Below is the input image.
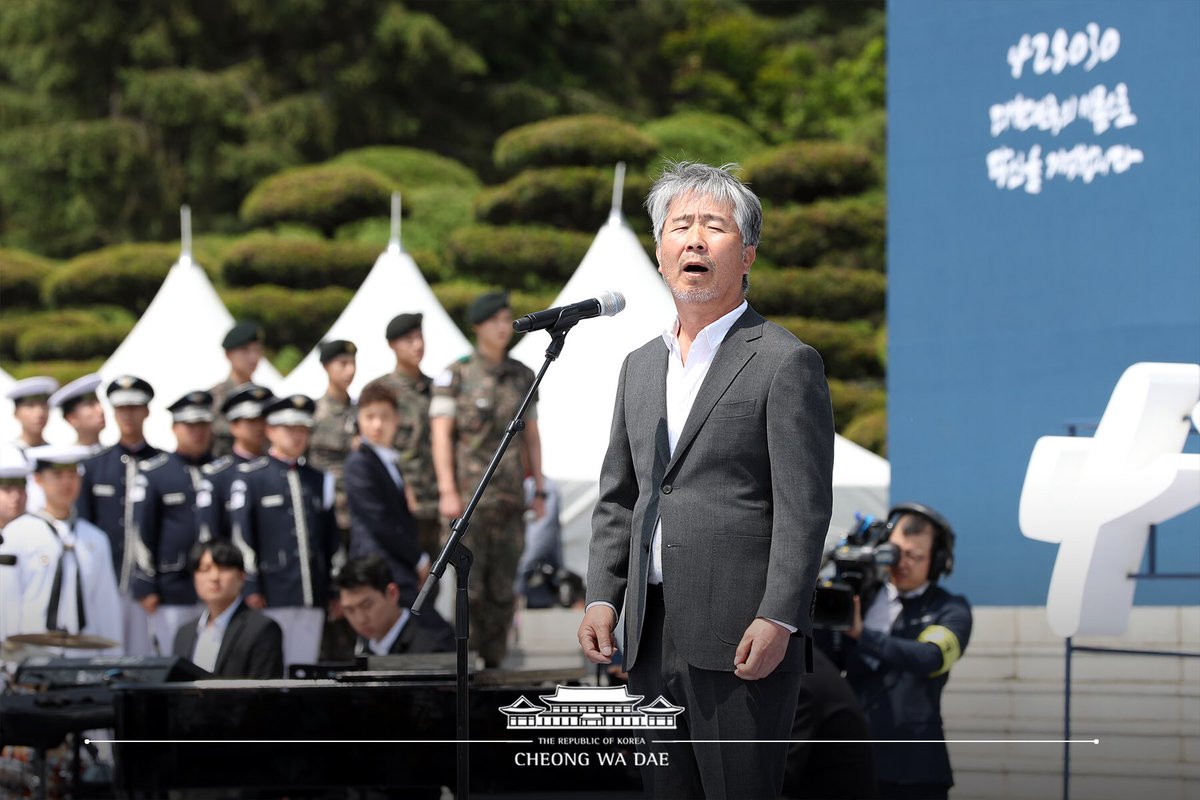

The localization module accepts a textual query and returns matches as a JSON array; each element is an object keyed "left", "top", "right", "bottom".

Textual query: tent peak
[
  {"left": 607, "top": 162, "right": 627, "bottom": 227},
  {"left": 179, "top": 204, "right": 193, "bottom": 266},
  {"left": 388, "top": 192, "right": 404, "bottom": 254}
]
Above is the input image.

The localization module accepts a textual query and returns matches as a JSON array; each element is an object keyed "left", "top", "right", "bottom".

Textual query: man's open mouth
[{"left": 682, "top": 262, "right": 709, "bottom": 274}]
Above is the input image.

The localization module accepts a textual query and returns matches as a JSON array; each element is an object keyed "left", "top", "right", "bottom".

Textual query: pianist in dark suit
[
  {"left": 174, "top": 540, "right": 283, "bottom": 678},
  {"left": 343, "top": 382, "right": 430, "bottom": 605},
  {"left": 336, "top": 555, "right": 453, "bottom": 656}
]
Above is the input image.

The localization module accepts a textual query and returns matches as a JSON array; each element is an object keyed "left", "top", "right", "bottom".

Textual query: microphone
[{"left": 512, "top": 291, "right": 626, "bottom": 333}]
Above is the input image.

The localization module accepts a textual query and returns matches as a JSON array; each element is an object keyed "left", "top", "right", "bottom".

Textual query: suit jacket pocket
[
  {"left": 711, "top": 533, "right": 771, "bottom": 644},
  {"left": 709, "top": 398, "right": 757, "bottom": 419}
]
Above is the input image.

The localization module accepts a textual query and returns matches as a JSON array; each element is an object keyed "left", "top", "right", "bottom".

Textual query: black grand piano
[{"left": 109, "top": 660, "right": 642, "bottom": 796}]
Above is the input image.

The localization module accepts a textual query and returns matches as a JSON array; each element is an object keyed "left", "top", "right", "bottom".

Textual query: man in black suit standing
[
  {"left": 174, "top": 540, "right": 283, "bottom": 679},
  {"left": 579, "top": 161, "right": 835, "bottom": 798},
  {"left": 335, "top": 555, "right": 453, "bottom": 656}
]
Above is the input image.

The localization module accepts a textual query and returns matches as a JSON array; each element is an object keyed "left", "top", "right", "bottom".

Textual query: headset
[{"left": 886, "top": 502, "right": 956, "bottom": 582}]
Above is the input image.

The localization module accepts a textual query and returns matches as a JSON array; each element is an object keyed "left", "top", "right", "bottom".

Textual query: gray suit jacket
[{"left": 587, "top": 305, "right": 834, "bottom": 672}]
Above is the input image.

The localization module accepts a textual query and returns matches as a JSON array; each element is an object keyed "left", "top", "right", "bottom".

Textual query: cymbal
[{"left": 5, "top": 631, "right": 119, "bottom": 650}]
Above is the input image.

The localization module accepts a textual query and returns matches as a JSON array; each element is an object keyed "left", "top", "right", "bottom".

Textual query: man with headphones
[{"left": 843, "top": 503, "right": 973, "bottom": 800}]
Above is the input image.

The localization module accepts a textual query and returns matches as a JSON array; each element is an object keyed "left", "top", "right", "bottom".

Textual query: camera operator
[{"left": 843, "top": 503, "right": 972, "bottom": 800}]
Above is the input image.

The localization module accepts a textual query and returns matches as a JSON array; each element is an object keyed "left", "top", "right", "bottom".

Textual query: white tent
[
  {"left": 278, "top": 196, "right": 472, "bottom": 398},
  {"left": 97, "top": 208, "right": 282, "bottom": 449},
  {"left": 511, "top": 194, "right": 891, "bottom": 576}
]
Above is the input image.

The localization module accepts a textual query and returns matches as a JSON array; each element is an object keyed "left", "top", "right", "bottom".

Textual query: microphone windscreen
[{"left": 598, "top": 290, "right": 626, "bottom": 317}]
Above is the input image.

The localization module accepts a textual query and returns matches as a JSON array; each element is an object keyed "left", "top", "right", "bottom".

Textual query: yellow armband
[{"left": 917, "top": 625, "right": 962, "bottom": 677}]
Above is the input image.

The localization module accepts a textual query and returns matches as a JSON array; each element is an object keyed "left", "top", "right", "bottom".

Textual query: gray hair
[{"left": 645, "top": 161, "right": 763, "bottom": 248}]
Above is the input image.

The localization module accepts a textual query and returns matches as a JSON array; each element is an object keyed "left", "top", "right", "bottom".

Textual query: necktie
[{"left": 43, "top": 520, "right": 87, "bottom": 633}]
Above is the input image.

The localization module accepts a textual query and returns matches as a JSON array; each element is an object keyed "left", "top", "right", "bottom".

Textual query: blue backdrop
[{"left": 887, "top": 0, "right": 1200, "bottom": 605}]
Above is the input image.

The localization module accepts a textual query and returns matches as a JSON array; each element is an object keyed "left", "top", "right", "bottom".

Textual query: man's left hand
[{"left": 733, "top": 617, "right": 791, "bottom": 680}]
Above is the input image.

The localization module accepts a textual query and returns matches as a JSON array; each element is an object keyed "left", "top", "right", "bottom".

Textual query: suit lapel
[
  {"left": 214, "top": 603, "right": 248, "bottom": 674},
  {"left": 644, "top": 342, "right": 671, "bottom": 472},
  {"left": 665, "top": 308, "right": 764, "bottom": 476}
]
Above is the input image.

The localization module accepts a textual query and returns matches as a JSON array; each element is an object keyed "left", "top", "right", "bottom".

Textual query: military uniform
[
  {"left": 308, "top": 391, "right": 357, "bottom": 531},
  {"left": 431, "top": 351, "right": 537, "bottom": 667},
  {"left": 366, "top": 370, "right": 442, "bottom": 554},
  {"left": 230, "top": 454, "right": 338, "bottom": 666},
  {"left": 77, "top": 441, "right": 161, "bottom": 654},
  {"left": 844, "top": 583, "right": 973, "bottom": 798},
  {"left": 207, "top": 376, "right": 239, "bottom": 459}
]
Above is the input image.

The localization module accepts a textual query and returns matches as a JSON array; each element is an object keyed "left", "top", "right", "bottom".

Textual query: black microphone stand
[{"left": 411, "top": 317, "right": 578, "bottom": 800}]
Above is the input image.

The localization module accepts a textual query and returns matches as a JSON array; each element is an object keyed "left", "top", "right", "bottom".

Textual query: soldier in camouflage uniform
[
  {"left": 210, "top": 321, "right": 266, "bottom": 458},
  {"left": 364, "top": 313, "right": 443, "bottom": 559},
  {"left": 307, "top": 340, "right": 359, "bottom": 660},
  {"left": 430, "top": 292, "right": 546, "bottom": 668}
]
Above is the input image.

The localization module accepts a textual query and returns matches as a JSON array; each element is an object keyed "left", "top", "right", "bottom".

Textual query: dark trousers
[{"left": 628, "top": 584, "right": 802, "bottom": 799}]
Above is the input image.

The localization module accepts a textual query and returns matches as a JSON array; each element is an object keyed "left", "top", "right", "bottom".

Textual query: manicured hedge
[
  {"left": 749, "top": 266, "right": 885, "bottom": 321},
  {"left": 221, "top": 235, "right": 379, "bottom": 290},
  {"left": 446, "top": 225, "right": 592, "bottom": 291},
  {"left": 642, "top": 112, "right": 766, "bottom": 170},
  {"left": 221, "top": 284, "right": 353, "bottom": 354},
  {"left": 493, "top": 115, "right": 658, "bottom": 175},
  {"left": 431, "top": 279, "right": 499, "bottom": 329},
  {"left": 759, "top": 195, "right": 885, "bottom": 270},
  {"left": 6, "top": 359, "right": 106, "bottom": 386},
  {"left": 334, "top": 147, "right": 481, "bottom": 190},
  {"left": 475, "top": 167, "right": 651, "bottom": 231},
  {"left": 240, "top": 164, "right": 395, "bottom": 234},
  {"left": 0, "top": 249, "right": 57, "bottom": 309},
  {"left": 769, "top": 316, "right": 882, "bottom": 379},
  {"left": 827, "top": 378, "right": 886, "bottom": 432},
  {"left": 742, "top": 141, "right": 878, "bottom": 204},
  {"left": 43, "top": 243, "right": 179, "bottom": 312},
  {"left": 16, "top": 320, "right": 132, "bottom": 362},
  {"left": 844, "top": 408, "right": 887, "bottom": 456}
]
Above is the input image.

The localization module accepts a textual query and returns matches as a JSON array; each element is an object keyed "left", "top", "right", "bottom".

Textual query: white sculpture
[{"left": 1019, "top": 362, "right": 1200, "bottom": 637}]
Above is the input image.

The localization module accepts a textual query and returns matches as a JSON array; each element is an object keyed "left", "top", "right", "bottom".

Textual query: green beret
[
  {"left": 319, "top": 339, "right": 357, "bottom": 363},
  {"left": 466, "top": 292, "right": 509, "bottom": 326},
  {"left": 223, "top": 320, "right": 264, "bottom": 350},
  {"left": 386, "top": 313, "right": 423, "bottom": 341}
]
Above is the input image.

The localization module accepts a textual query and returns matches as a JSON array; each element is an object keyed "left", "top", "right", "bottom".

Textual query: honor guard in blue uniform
[
  {"left": 202, "top": 383, "right": 275, "bottom": 539},
  {"left": 130, "top": 390, "right": 218, "bottom": 655},
  {"left": 76, "top": 375, "right": 161, "bottom": 655},
  {"left": 843, "top": 504, "right": 973, "bottom": 800},
  {"left": 231, "top": 394, "right": 338, "bottom": 667}
]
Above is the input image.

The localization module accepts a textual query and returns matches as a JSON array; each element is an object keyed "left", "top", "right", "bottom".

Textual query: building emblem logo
[{"left": 500, "top": 685, "right": 684, "bottom": 730}]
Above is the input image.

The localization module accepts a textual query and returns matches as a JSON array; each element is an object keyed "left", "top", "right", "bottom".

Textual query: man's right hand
[
  {"left": 138, "top": 594, "right": 159, "bottom": 614},
  {"left": 439, "top": 490, "right": 464, "bottom": 521},
  {"left": 246, "top": 593, "right": 267, "bottom": 610},
  {"left": 578, "top": 605, "right": 617, "bottom": 665}
]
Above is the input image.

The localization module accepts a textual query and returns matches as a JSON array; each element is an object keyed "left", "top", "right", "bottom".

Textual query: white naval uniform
[{"left": 0, "top": 511, "right": 123, "bottom": 655}]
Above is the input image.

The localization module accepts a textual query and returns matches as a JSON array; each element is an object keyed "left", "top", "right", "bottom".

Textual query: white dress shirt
[
  {"left": 191, "top": 597, "right": 243, "bottom": 673},
  {"left": 363, "top": 608, "right": 412, "bottom": 656}
]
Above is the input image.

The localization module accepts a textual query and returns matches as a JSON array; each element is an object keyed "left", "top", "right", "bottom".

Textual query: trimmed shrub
[
  {"left": 446, "top": 225, "right": 592, "bottom": 291},
  {"left": 759, "top": 195, "right": 885, "bottom": 270},
  {"left": 221, "top": 235, "right": 379, "bottom": 290},
  {"left": 827, "top": 378, "right": 886, "bottom": 431},
  {"left": 0, "top": 249, "right": 57, "bottom": 309},
  {"left": 16, "top": 319, "right": 132, "bottom": 361},
  {"left": 493, "top": 115, "right": 658, "bottom": 175},
  {"left": 475, "top": 167, "right": 651, "bottom": 231},
  {"left": 431, "top": 279, "right": 499, "bottom": 330},
  {"left": 334, "top": 147, "right": 481, "bottom": 190},
  {"left": 509, "top": 289, "right": 560, "bottom": 322},
  {"left": 844, "top": 408, "right": 887, "bottom": 456},
  {"left": 221, "top": 284, "right": 353, "bottom": 354},
  {"left": 742, "top": 141, "right": 878, "bottom": 204},
  {"left": 770, "top": 316, "right": 882, "bottom": 379},
  {"left": 6, "top": 359, "right": 106, "bottom": 386},
  {"left": 1, "top": 310, "right": 118, "bottom": 362},
  {"left": 240, "top": 164, "right": 395, "bottom": 235},
  {"left": 43, "top": 243, "right": 179, "bottom": 312},
  {"left": 642, "top": 112, "right": 766, "bottom": 171},
  {"left": 749, "top": 266, "right": 885, "bottom": 321}
]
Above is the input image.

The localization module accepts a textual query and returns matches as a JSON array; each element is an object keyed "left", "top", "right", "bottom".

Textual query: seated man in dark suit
[
  {"left": 343, "top": 383, "right": 429, "bottom": 604},
  {"left": 174, "top": 540, "right": 284, "bottom": 679},
  {"left": 336, "top": 555, "right": 453, "bottom": 656}
]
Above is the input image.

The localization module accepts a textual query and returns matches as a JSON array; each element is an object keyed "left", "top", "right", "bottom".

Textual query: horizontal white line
[
  {"left": 658, "top": 739, "right": 1101, "bottom": 744},
  {"left": 86, "top": 739, "right": 533, "bottom": 745},
  {"left": 87, "top": 738, "right": 1100, "bottom": 745}
]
